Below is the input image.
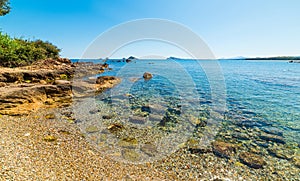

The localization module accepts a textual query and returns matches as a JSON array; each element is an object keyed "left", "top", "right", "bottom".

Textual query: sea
[{"left": 71, "top": 58, "right": 300, "bottom": 165}]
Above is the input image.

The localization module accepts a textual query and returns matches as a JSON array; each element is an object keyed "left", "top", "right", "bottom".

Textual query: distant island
[{"left": 244, "top": 56, "right": 300, "bottom": 60}]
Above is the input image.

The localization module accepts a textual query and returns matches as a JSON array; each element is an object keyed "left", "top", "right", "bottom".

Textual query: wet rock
[
  {"left": 141, "top": 143, "right": 158, "bottom": 157},
  {"left": 118, "top": 137, "right": 138, "bottom": 148},
  {"left": 43, "top": 135, "right": 57, "bottom": 142},
  {"left": 212, "top": 141, "right": 236, "bottom": 159},
  {"left": 96, "top": 76, "right": 117, "bottom": 84},
  {"left": 143, "top": 72, "right": 153, "bottom": 80},
  {"left": 259, "top": 133, "right": 285, "bottom": 144},
  {"left": 107, "top": 123, "right": 124, "bottom": 134},
  {"left": 129, "top": 116, "right": 147, "bottom": 124},
  {"left": 85, "top": 125, "right": 99, "bottom": 133},
  {"left": 239, "top": 152, "right": 266, "bottom": 169},
  {"left": 122, "top": 149, "right": 140, "bottom": 162}
]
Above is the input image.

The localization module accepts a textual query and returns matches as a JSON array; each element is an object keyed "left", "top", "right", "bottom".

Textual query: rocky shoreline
[{"left": 0, "top": 58, "right": 120, "bottom": 116}]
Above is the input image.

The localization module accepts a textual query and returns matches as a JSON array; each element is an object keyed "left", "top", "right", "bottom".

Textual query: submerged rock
[
  {"left": 212, "top": 141, "right": 236, "bottom": 159},
  {"left": 141, "top": 142, "right": 158, "bottom": 157},
  {"left": 107, "top": 123, "right": 124, "bottom": 134},
  {"left": 118, "top": 137, "right": 138, "bottom": 148},
  {"left": 259, "top": 133, "right": 285, "bottom": 144},
  {"left": 239, "top": 152, "right": 266, "bottom": 169},
  {"left": 129, "top": 116, "right": 147, "bottom": 124},
  {"left": 122, "top": 149, "right": 140, "bottom": 162}
]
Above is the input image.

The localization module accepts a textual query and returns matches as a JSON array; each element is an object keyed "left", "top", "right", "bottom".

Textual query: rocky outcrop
[
  {"left": 0, "top": 84, "right": 72, "bottom": 116},
  {"left": 0, "top": 59, "right": 120, "bottom": 116}
]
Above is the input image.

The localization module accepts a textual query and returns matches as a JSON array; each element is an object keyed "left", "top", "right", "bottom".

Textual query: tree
[{"left": 0, "top": 0, "right": 10, "bottom": 16}]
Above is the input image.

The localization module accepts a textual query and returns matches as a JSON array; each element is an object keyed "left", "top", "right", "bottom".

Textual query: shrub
[{"left": 0, "top": 32, "right": 61, "bottom": 67}]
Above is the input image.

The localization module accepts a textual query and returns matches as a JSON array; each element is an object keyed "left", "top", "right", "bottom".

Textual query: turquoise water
[{"left": 73, "top": 59, "right": 300, "bottom": 163}]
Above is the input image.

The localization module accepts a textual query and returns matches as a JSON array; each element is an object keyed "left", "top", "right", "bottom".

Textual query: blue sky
[{"left": 1, "top": 0, "right": 300, "bottom": 58}]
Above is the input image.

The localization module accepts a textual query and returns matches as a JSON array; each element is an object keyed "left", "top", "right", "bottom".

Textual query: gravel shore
[{"left": 1, "top": 107, "right": 299, "bottom": 180}]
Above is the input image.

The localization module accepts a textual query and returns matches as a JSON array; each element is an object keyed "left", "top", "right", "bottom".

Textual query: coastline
[{"left": 0, "top": 59, "right": 299, "bottom": 180}]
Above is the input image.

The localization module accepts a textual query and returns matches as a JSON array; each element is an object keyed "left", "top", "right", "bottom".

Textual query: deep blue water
[{"left": 73, "top": 59, "right": 300, "bottom": 143}]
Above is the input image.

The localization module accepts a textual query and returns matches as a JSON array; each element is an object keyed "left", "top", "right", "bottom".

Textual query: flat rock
[
  {"left": 129, "top": 116, "right": 147, "bottom": 124},
  {"left": 239, "top": 152, "right": 266, "bottom": 169}
]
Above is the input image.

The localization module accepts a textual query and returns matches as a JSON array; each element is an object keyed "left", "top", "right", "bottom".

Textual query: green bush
[{"left": 0, "top": 32, "right": 61, "bottom": 67}]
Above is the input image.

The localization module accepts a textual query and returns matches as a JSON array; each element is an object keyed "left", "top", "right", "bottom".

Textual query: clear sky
[{"left": 1, "top": 0, "right": 300, "bottom": 58}]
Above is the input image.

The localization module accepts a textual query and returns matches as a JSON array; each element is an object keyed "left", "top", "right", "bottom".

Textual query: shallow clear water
[
  {"left": 97, "top": 59, "right": 300, "bottom": 141},
  {"left": 73, "top": 59, "right": 300, "bottom": 164}
]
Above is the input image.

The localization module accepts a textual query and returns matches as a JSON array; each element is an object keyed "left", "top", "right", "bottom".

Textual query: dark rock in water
[
  {"left": 159, "top": 113, "right": 179, "bottom": 127},
  {"left": 141, "top": 105, "right": 151, "bottom": 113},
  {"left": 102, "top": 114, "right": 114, "bottom": 119},
  {"left": 212, "top": 141, "right": 236, "bottom": 159},
  {"left": 261, "top": 127, "right": 283, "bottom": 136},
  {"left": 167, "top": 107, "right": 181, "bottom": 115},
  {"left": 129, "top": 116, "right": 147, "bottom": 124},
  {"left": 89, "top": 109, "right": 100, "bottom": 114},
  {"left": 259, "top": 133, "right": 285, "bottom": 144},
  {"left": 143, "top": 72, "right": 153, "bottom": 80},
  {"left": 237, "top": 120, "right": 271, "bottom": 128},
  {"left": 141, "top": 143, "right": 158, "bottom": 157},
  {"left": 195, "top": 118, "right": 207, "bottom": 128},
  {"left": 239, "top": 152, "right": 266, "bottom": 169}
]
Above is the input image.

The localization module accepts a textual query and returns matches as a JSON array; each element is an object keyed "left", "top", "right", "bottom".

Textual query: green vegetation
[
  {"left": 0, "top": 32, "right": 61, "bottom": 67},
  {"left": 0, "top": 0, "right": 10, "bottom": 16}
]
